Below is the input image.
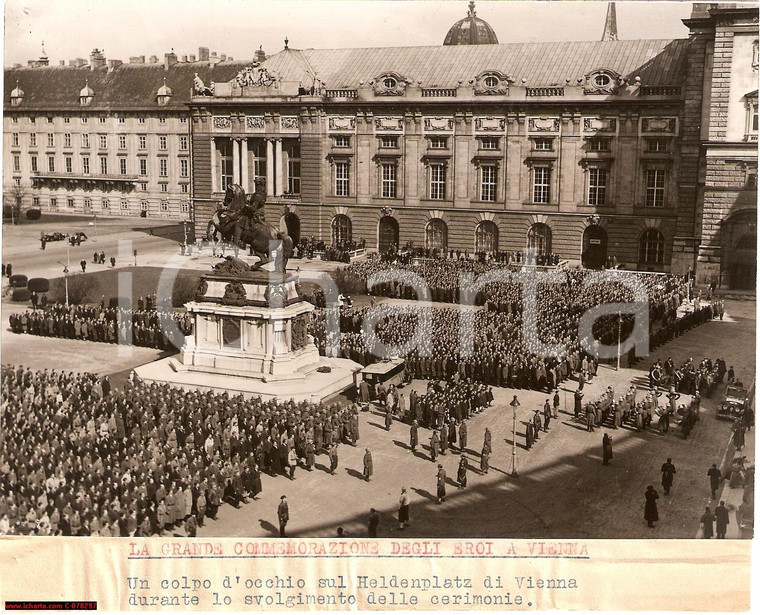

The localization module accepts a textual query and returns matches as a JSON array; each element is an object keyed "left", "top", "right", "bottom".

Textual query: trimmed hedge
[
  {"left": 9, "top": 274, "right": 28, "bottom": 288},
  {"left": 25, "top": 209, "right": 42, "bottom": 220},
  {"left": 11, "top": 288, "right": 31, "bottom": 302},
  {"left": 27, "top": 278, "right": 50, "bottom": 293}
]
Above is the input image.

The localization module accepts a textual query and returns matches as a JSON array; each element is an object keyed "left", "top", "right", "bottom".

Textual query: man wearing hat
[
  {"left": 277, "top": 495, "right": 289, "bottom": 537},
  {"left": 436, "top": 465, "right": 446, "bottom": 504},
  {"left": 397, "top": 488, "right": 410, "bottom": 530}
]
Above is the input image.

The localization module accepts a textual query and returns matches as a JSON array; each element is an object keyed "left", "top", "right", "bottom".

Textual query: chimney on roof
[
  {"left": 76, "top": 57, "right": 87, "bottom": 67},
  {"left": 220, "top": 53, "right": 227, "bottom": 61},
  {"left": 182, "top": 55, "right": 188, "bottom": 62},
  {"left": 198, "top": 47, "right": 209, "bottom": 62},
  {"left": 255, "top": 46, "right": 266, "bottom": 63},
  {"left": 13, "top": 63, "right": 22, "bottom": 69},
  {"left": 189, "top": 54, "right": 196, "bottom": 62},
  {"left": 27, "top": 60, "right": 35, "bottom": 67},
  {"left": 601, "top": 2, "right": 618, "bottom": 41},
  {"left": 108, "top": 59, "right": 122, "bottom": 72},
  {"left": 164, "top": 51, "right": 178, "bottom": 70},
  {"left": 150, "top": 55, "right": 159, "bottom": 64},
  {"left": 38, "top": 41, "right": 49, "bottom": 66},
  {"left": 209, "top": 51, "right": 222, "bottom": 65},
  {"left": 90, "top": 48, "right": 106, "bottom": 69},
  {"left": 59, "top": 60, "right": 65, "bottom": 67}
]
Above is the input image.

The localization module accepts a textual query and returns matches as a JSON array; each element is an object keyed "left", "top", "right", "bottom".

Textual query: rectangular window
[
  {"left": 532, "top": 166, "right": 551, "bottom": 204},
  {"left": 29, "top": 117, "right": 36, "bottom": 124},
  {"left": 12, "top": 133, "right": 19, "bottom": 146},
  {"left": 139, "top": 158, "right": 147, "bottom": 176},
  {"left": 588, "top": 139, "right": 610, "bottom": 152},
  {"left": 121, "top": 199, "right": 129, "bottom": 210},
  {"left": 83, "top": 197, "right": 91, "bottom": 210},
  {"left": 158, "top": 117, "right": 166, "bottom": 124},
  {"left": 64, "top": 133, "right": 72, "bottom": 148},
  {"left": 138, "top": 135, "right": 147, "bottom": 149},
  {"left": 179, "top": 136, "right": 188, "bottom": 150},
  {"left": 82, "top": 134, "right": 90, "bottom": 148},
  {"left": 429, "top": 163, "right": 446, "bottom": 199},
  {"left": 334, "top": 135, "right": 351, "bottom": 148},
  {"left": 80, "top": 117, "right": 87, "bottom": 124},
  {"left": 13, "top": 155, "right": 20, "bottom": 172},
  {"left": 47, "top": 133, "right": 54, "bottom": 147},
  {"left": 119, "top": 135, "right": 127, "bottom": 149},
  {"left": 99, "top": 117, "right": 106, "bottom": 124},
  {"left": 480, "top": 165, "right": 497, "bottom": 202},
  {"left": 50, "top": 198, "right": 57, "bottom": 209},
  {"left": 335, "top": 161, "right": 350, "bottom": 196},
  {"left": 119, "top": 158, "right": 127, "bottom": 175},
  {"left": 100, "top": 157, "right": 108, "bottom": 175},
  {"left": 159, "top": 135, "right": 167, "bottom": 150},
  {"left": 33, "top": 196, "right": 40, "bottom": 207},
  {"left": 181, "top": 201, "right": 190, "bottom": 212},
  {"left": 160, "top": 183, "right": 168, "bottom": 193},
  {"left": 180, "top": 159, "right": 189, "bottom": 178},
  {"left": 65, "top": 156, "right": 73, "bottom": 173},
  {"left": 29, "top": 133, "right": 37, "bottom": 147},
  {"left": 159, "top": 158, "right": 168, "bottom": 177},
  {"left": 381, "top": 162, "right": 397, "bottom": 198},
  {"left": 63, "top": 117, "right": 71, "bottom": 124},
  {"left": 140, "top": 183, "right": 148, "bottom": 192},
  {"left": 82, "top": 156, "right": 90, "bottom": 175},
  {"left": 118, "top": 117, "right": 126, "bottom": 124},
  {"left": 11, "top": 117, "right": 17, "bottom": 124},
  {"left": 160, "top": 202, "right": 169, "bottom": 212},
  {"left": 47, "top": 117, "right": 54, "bottom": 124},
  {"left": 180, "top": 117, "right": 188, "bottom": 124},
  {"left": 587, "top": 167, "right": 607, "bottom": 206},
  {"left": 138, "top": 118, "right": 145, "bottom": 124},
  {"left": 288, "top": 160, "right": 301, "bottom": 194},
  {"left": 140, "top": 200, "right": 148, "bottom": 211},
  {"left": 646, "top": 139, "right": 669, "bottom": 153},
  {"left": 429, "top": 137, "right": 448, "bottom": 149},
  {"left": 180, "top": 183, "right": 189, "bottom": 193},
  {"left": 101, "top": 198, "right": 109, "bottom": 209},
  {"left": 67, "top": 197, "right": 75, "bottom": 208},
  {"left": 220, "top": 142, "right": 233, "bottom": 191},
  {"left": 379, "top": 136, "right": 398, "bottom": 148},
  {"left": 480, "top": 137, "right": 499, "bottom": 150},
  {"left": 48, "top": 156, "right": 55, "bottom": 173},
  {"left": 99, "top": 135, "right": 107, "bottom": 149},
  {"left": 645, "top": 169, "right": 666, "bottom": 207},
  {"left": 533, "top": 138, "right": 553, "bottom": 151},
  {"left": 30, "top": 155, "right": 38, "bottom": 172}
]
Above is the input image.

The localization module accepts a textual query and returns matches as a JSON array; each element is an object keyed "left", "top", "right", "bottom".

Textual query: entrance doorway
[
  {"left": 378, "top": 216, "right": 399, "bottom": 254},
  {"left": 282, "top": 213, "right": 301, "bottom": 244},
  {"left": 729, "top": 234, "right": 756, "bottom": 290},
  {"left": 582, "top": 226, "right": 607, "bottom": 269}
]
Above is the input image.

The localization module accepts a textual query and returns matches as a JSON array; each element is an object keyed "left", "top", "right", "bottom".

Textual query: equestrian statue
[{"left": 207, "top": 179, "right": 293, "bottom": 273}]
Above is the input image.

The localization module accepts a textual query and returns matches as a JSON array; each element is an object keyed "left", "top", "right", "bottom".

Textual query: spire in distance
[{"left": 601, "top": 2, "right": 618, "bottom": 41}]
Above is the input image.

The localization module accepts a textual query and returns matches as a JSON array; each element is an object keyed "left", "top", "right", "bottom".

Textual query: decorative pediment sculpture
[
  {"left": 234, "top": 64, "right": 278, "bottom": 89},
  {"left": 193, "top": 73, "right": 214, "bottom": 96},
  {"left": 583, "top": 68, "right": 622, "bottom": 95},
  {"left": 472, "top": 71, "right": 513, "bottom": 96},
  {"left": 372, "top": 73, "right": 408, "bottom": 96}
]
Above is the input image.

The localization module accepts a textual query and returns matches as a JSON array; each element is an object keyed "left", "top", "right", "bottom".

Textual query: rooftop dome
[
  {"left": 10, "top": 83, "right": 24, "bottom": 98},
  {"left": 157, "top": 79, "right": 173, "bottom": 97},
  {"left": 443, "top": 1, "right": 499, "bottom": 46},
  {"left": 79, "top": 81, "right": 94, "bottom": 98}
]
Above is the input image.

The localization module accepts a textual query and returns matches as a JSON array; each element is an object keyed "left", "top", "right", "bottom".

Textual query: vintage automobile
[
  {"left": 717, "top": 384, "right": 749, "bottom": 421},
  {"left": 41, "top": 231, "right": 67, "bottom": 242}
]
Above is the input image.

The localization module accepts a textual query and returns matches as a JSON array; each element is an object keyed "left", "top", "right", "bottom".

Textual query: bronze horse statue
[{"left": 207, "top": 184, "right": 293, "bottom": 273}]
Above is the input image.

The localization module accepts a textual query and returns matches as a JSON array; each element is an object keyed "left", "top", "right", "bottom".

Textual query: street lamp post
[
  {"left": 616, "top": 312, "right": 623, "bottom": 371},
  {"left": 510, "top": 395, "right": 520, "bottom": 478}
]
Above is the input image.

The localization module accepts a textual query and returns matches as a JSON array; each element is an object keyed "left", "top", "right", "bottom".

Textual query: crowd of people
[
  {"left": 9, "top": 303, "right": 193, "bottom": 350},
  {"left": 0, "top": 366, "right": 363, "bottom": 536},
  {"left": 380, "top": 243, "right": 562, "bottom": 267},
  {"left": 294, "top": 237, "right": 367, "bottom": 262}
]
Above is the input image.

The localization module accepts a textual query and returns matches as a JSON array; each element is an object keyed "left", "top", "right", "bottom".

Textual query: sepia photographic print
[{"left": 0, "top": 0, "right": 756, "bottom": 611}]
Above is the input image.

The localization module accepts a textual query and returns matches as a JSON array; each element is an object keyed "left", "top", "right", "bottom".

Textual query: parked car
[
  {"left": 68, "top": 232, "right": 88, "bottom": 245},
  {"left": 41, "top": 231, "right": 67, "bottom": 242},
  {"left": 717, "top": 384, "right": 749, "bottom": 421}
]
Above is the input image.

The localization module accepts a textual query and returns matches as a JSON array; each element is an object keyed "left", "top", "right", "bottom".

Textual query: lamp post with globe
[{"left": 510, "top": 395, "right": 520, "bottom": 477}]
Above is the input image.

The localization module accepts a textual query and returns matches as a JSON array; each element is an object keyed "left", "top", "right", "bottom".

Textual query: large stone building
[
  {"left": 686, "top": 3, "right": 758, "bottom": 289},
  {"left": 3, "top": 47, "right": 259, "bottom": 220},
  {"left": 189, "top": 2, "right": 746, "bottom": 276}
]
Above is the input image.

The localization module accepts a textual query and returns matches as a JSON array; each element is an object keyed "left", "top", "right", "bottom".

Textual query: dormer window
[
  {"left": 10, "top": 82, "right": 24, "bottom": 106},
  {"left": 484, "top": 76, "right": 499, "bottom": 88},
  {"left": 593, "top": 74, "right": 611, "bottom": 88},
  {"left": 382, "top": 77, "right": 397, "bottom": 89},
  {"left": 157, "top": 78, "right": 173, "bottom": 106},
  {"left": 79, "top": 81, "right": 94, "bottom": 106}
]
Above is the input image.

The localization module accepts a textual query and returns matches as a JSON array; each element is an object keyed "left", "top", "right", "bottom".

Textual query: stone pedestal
[{"left": 135, "top": 267, "right": 361, "bottom": 402}]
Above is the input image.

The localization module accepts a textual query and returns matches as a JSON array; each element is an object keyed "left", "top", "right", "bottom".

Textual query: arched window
[
  {"left": 331, "top": 214, "right": 352, "bottom": 246},
  {"left": 639, "top": 229, "right": 665, "bottom": 265},
  {"left": 425, "top": 218, "right": 448, "bottom": 251},
  {"left": 475, "top": 221, "right": 499, "bottom": 253},
  {"left": 527, "top": 223, "right": 552, "bottom": 256}
]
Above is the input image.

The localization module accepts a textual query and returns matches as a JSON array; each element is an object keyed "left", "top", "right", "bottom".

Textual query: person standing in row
[
  {"left": 363, "top": 448, "right": 373, "bottom": 482},
  {"left": 329, "top": 443, "right": 338, "bottom": 475},
  {"left": 644, "top": 486, "right": 659, "bottom": 528},
  {"left": 715, "top": 501, "right": 729, "bottom": 539},
  {"left": 543, "top": 401, "right": 552, "bottom": 431},
  {"left": 397, "top": 487, "right": 410, "bottom": 530},
  {"left": 436, "top": 464, "right": 447, "bottom": 504},
  {"left": 409, "top": 420, "right": 418, "bottom": 452},
  {"left": 480, "top": 443, "right": 490, "bottom": 475},
  {"left": 430, "top": 430, "right": 439, "bottom": 462},
  {"left": 458, "top": 421, "right": 468, "bottom": 453},
  {"left": 707, "top": 463, "right": 722, "bottom": 500},
  {"left": 457, "top": 455, "right": 468, "bottom": 489},
  {"left": 553, "top": 389, "right": 560, "bottom": 419},
  {"left": 277, "top": 495, "right": 289, "bottom": 538},
  {"left": 661, "top": 458, "right": 677, "bottom": 495},
  {"left": 700, "top": 506, "right": 715, "bottom": 539}
]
